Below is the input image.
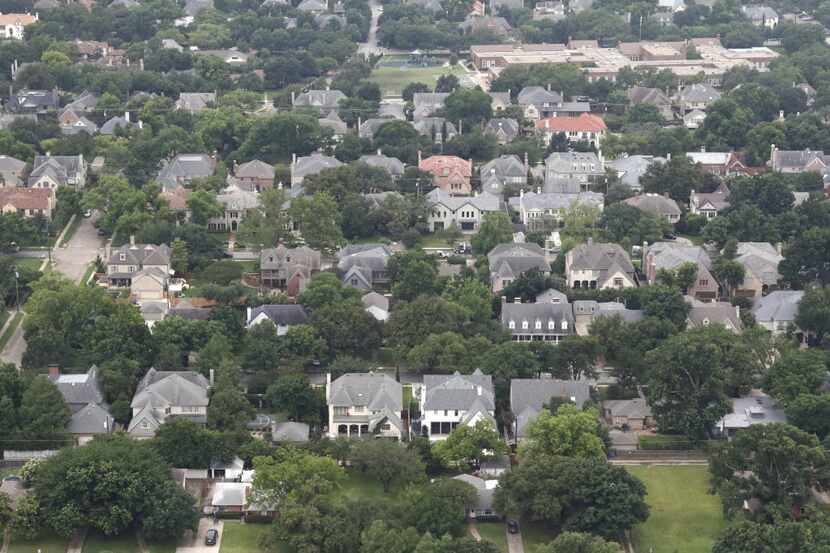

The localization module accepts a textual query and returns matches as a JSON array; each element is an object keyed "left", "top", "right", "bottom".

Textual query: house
[
  {"left": 607, "top": 155, "right": 666, "bottom": 191},
  {"left": 297, "top": 0, "right": 327, "bottom": 13},
  {"left": 488, "top": 242, "right": 549, "bottom": 293},
  {"left": 623, "top": 193, "right": 681, "bottom": 224},
  {"left": 208, "top": 185, "right": 260, "bottom": 232},
  {"left": 572, "top": 300, "right": 644, "bottom": 335},
  {"left": 105, "top": 239, "right": 171, "bottom": 288},
  {"left": 59, "top": 115, "right": 98, "bottom": 137},
  {"left": 362, "top": 291, "right": 390, "bottom": 322},
  {"left": 327, "top": 372, "right": 404, "bottom": 439},
  {"left": 488, "top": 92, "right": 512, "bottom": 112},
  {"left": 413, "top": 117, "right": 458, "bottom": 145},
  {"left": 510, "top": 378, "right": 591, "bottom": 441},
  {"left": 658, "top": 0, "right": 685, "bottom": 11},
  {"left": 378, "top": 101, "right": 406, "bottom": 120},
  {"left": 533, "top": 1, "right": 566, "bottom": 21},
  {"left": 245, "top": 304, "right": 310, "bottom": 334},
  {"left": 426, "top": 188, "right": 502, "bottom": 233},
  {"left": 412, "top": 92, "right": 450, "bottom": 120},
  {"left": 319, "top": 110, "right": 349, "bottom": 138},
  {"left": 159, "top": 187, "right": 191, "bottom": 214},
  {"left": 184, "top": 0, "right": 213, "bottom": 16},
  {"left": 194, "top": 48, "right": 252, "bottom": 65},
  {"left": 517, "top": 86, "right": 562, "bottom": 120},
  {"left": 358, "top": 117, "right": 397, "bottom": 140},
  {"left": 259, "top": 244, "right": 321, "bottom": 295},
  {"left": 0, "top": 155, "right": 26, "bottom": 186},
  {"left": 292, "top": 89, "right": 347, "bottom": 111},
  {"left": 290, "top": 152, "right": 343, "bottom": 188},
  {"left": 99, "top": 113, "right": 140, "bottom": 135},
  {"left": 271, "top": 421, "right": 310, "bottom": 443},
  {"left": 419, "top": 370, "right": 496, "bottom": 441},
  {"left": 769, "top": 146, "right": 830, "bottom": 174},
  {"left": 452, "top": 474, "right": 500, "bottom": 519},
  {"left": 161, "top": 38, "right": 184, "bottom": 52},
  {"left": 683, "top": 109, "right": 706, "bottom": 129},
  {"left": 690, "top": 183, "right": 730, "bottom": 218},
  {"left": 233, "top": 159, "right": 275, "bottom": 192},
  {"left": 0, "top": 187, "right": 54, "bottom": 219},
  {"left": 359, "top": 152, "right": 405, "bottom": 180},
  {"left": 628, "top": 86, "right": 673, "bottom": 121},
  {"left": 602, "top": 397, "right": 653, "bottom": 430},
  {"left": 337, "top": 244, "right": 392, "bottom": 290},
  {"left": 508, "top": 190, "right": 604, "bottom": 230},
  {"left": 175, "top": 92, "right": 216, "bottom": 113},
  {"left": 643, "top": 242, "right": 718, "bottom": 300},
  {"left": 128, "top": 369, "right": 210, "bottom": 438},
  {"left": 63, "top": 90, "right": 98, "bottom": 113},
  {"left": 565, "top": 238, "right": 637, "bottom": 289},
  {"left": 501, "top": 297, "right": 575, "bottom": 342},
  {"left": 419, "top": 154, "right": 473, "bottom": 196},
  {"left": 742, "top": 5, "right": 778, "bottom": 28},
  {"left": 733, "top": 242, "right": 782, "bottom": 298},
  {"left": 686, "top": 298, "right": 743, "bottom": 333},
  {"left": 48, "top": 366, "right": 114, "bottom": 445},
  {"left": 28, "top": 154, "right": 87, "bottom": 190},
  {"left": 543, "top": 152, "right": 604, "bottom": 189},
  {"left": 459, "top": 14, "right": 512, "bottom": 37},
  {"left": 484, "top": 118, "right": 520, "bottom": 144},
  {"left": 156, "top": 154, "right": 217, "bottom": 190},
  {"left": 686, "top": 151, "right": 748, "bottom": 177},
  {"left": 752, "top": 290, "right": 803, "bottom": 336},
  {"left": 675, "top": 83, "right": 721, "bottom": 111},
  {"left": 715, "top": 392, "right": 786, "bottom": 437},
  {"left": 7, "top": 89, "right": 59, "bottom": 113},
  {"left": 480, "top": 154, "right": 527, "bottom": 195},
  {"left": 535, "top": 113, "right": 607, "bottom": 149},
  {"left": 0, "top": 12, "right": 38, "bottom": 39}
]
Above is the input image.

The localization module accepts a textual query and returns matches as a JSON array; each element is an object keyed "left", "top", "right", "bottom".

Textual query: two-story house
[
  {"left": 28, "top": 154, "right": 87, "bottom": 190},
  {"left": 0, "top": 155, "right": 26, "bottom": 186},
  {"left": 690, "top": 183, "right": 731, "bottom": 218},
  {"left": 0, "top": 187, "right": 55, "bottom": 219},
  {"left": 643, "top": 242, "right": 718, "bottom": 300},
  {"left": 628, "top": 86, "right": 673, "bottom": 121},
  {"left": 674, "top": 83, "right": 721, "bottom": 112},
  {"left": 327, "top": 372, "right": 404, "bottom": 439},
  {"left": 0, "top": 12, "right": 38, "bottom": 40},
  {"left": 414, "top": 118, "right": 458, "bottom": 145},
  {"left": 208, "top": 185, "right": 261, "bottom": 232},
  {"left": 232, "top": 159, "right": 275, "bottom": 192},
  {"left": 128, "top": 369, "right": 210, "bottom": 438},
  {"left": 260, "top": 244, "right": 321, "bottom": 295},
  {"left": 106, "top": 239, "right": 171, "bottom": 289},
  {"left": 510, "top": 378, "right": 591, "bottom": 441},
  {"left": 419, "top": 154, "right": 473, "bottom": 196},
  {"left": 752, "top": 290, "right": 804, "bottom": 337},
  {"left": 484, "top": 118, "right": 520, "bottom": 144},
  {"left": 565, "top": 238, "right": 637, "bottom": 289},
  {"left": 686, "top": 151, "right": 748, "bottom": 177},
  {"left": 156, "top": 153, "right": 217, "bottom": 190},
  {"left": 290, "top": 152, "right": 343, "bottom": 188},
  {"left": 245, "top": 304, "right": 310, "bottom": 334},
  {"left": 501, "top": 296, "right": 575, "bottom": 342},
  {"left": 543, "top": 152, "right": 604, "bottom": 189},
  {"left": 412, "top": 92, "right": 449, "bottom": 121},
  {"left": 622, "top": 193, "right": 681, "bottom": 224},
  {"left": 337, "top": 244, "right": 392, "bottom": 290},
  {"left": 686, "top": 297, "right": 743, "bottom": 333},
  {"left": 508, "top": 190, "right": 605, "bottom": 231},
  {"left": 48, "top": 365, "right": 114, "bottom": 445},
  {"left": 7, "top": 88, "right": 59, "bottom": 113},
  {"left": 535, "top": 113, "right": 607, "bottom": 149},
  {"left": 425, "top": 188, "right": 503, "bottom": 232},
  {"left": 479, "top": 154, "right": 527, "bottom": 195},
  {"left": 733, "top": 242, "right": 782, "bottom": 298},
  {"left": 359, "top": 152, "right": 406, "bottom": 180},
  {"left": 517, "top": 86, "right": 562, "bottom": 120},
  {"left": 419, "top": 370, "right": 496, "bottom": 441},
  {"left": 291, "top": 89, "right": 347, "bottom": 112},
  {"left": 488, "top": 242, "right": 550, "bottom": 293}
]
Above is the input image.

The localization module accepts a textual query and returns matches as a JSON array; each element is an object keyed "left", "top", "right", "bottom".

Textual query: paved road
[
  {"left": 0, "top": 216, "right": 103, "bottom": 367},
  {"left": 358, "top": 0, "right": 382, "bottom": 55},
  {"left": 506, "top": 527, "right": 524, "bottom": 553},
  {"left": 176, "top": 518, "right": 223, "bottom": 553}
]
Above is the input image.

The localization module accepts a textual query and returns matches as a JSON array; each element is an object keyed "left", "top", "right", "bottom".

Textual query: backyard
[
  {"left": 369, "top": 56, "right": 468, "bottom": 96},
  {"left": 220, "top": 521, "right": 277, "bottom": 553},
  {"left": 6, "top": 531, "right": 68, "bottom": 553},
  {"left": 626, "top": 465, "right": 725, "bottom": 553}
]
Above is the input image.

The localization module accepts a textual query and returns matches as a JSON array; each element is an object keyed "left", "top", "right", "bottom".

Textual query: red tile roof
[
  {"left": 419, "top": 155, "right": 472, "bottom": 178},
  {"left": 0, "top": 187, "right": 52, "bottom": 211},
  {"left": 535, "top": 113, "right": 607, "bottom": 133}
]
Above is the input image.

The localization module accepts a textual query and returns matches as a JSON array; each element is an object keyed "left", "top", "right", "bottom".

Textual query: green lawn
[
  {"left": 0, "top": 466, "right": 18, "bottom": 479},
  {"left": 520, "top": 520, "right": 558, "bottom": 551},
  {"left": 145, "top": 540, "right": 178, "bottom": 553},
  {"left": 6, "top": 531, "right": 68, "bottom": 553},
  {"left": 626, "top": 465, "right": 725, "bottom": 553},
  {"left": 477, "top": 522, "right": 508, "bottom": 553},
  {"left": 0, "top": 311, "right": 23, "bottom": 351},
  {"left": 83, "top": 531, "right": 141, "bottom": 553},
  {"left": 220, "top": 521, "right": 276, "bottom": 553},
  {"left": 418, "top": 235, "right": 454, "bottom": 249},
  {"left": 369, "top": 59, "right": 467, "bottom": 96},
  {"left": 339, "top": 470, "right": 389, "bottom": 501},
  {"left": 14, "top": 257, "right": 45, "bottom": 272}
]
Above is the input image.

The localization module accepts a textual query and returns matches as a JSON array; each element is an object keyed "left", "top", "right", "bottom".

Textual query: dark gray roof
[
  {"left": 595, "top": 302, "right": 645, "bottom": 323},
  {"left": 329, "top": 372, "right": 401, "bottom": 410},
  {"left": 686, "top": 299, "right": 742, "bottom": 331},
  {"left": 132, "top": 370, "right": 210, "bottom": 409},
  {"left": 567, "top": 241, "right": 635, "bottom": 282},
  {"left": 68, "top": 403, "right": 114, "bottom": 435},
  {"left": 8, "top": 89, "right": 60, "bottom": 112},
  {"left": 677, "top": 83, "right": 720, "bottom": 104},
  {"left": 488, "top": 243, "right": 549, "bottom": 280},
  {"left": 247, "top": 304, "right": 310, "bottom": 326},
  {"left": 608, "top": 155, "right": 666, "bottom": 189},
  {"left": 484, "top": 118, "right": 520, "bottom": 142},
  {"left": 108, "top": 243, "right": 170, "bottom": 267},
  {"left": 510, "top": 378, "right": 591, "bottom": 437},
  {"left": 0, "top": 155, "right": 25, "bottom": 173},
  {"left": 628, "top": 86, "right": 670, "bottom": 106},
  {"left": 423, "top": 370, "right": 494, "bottom": 411},
  {"left": 175, "top": 92, "right": 216, "bottom": 112},
  {"left": 359, "top": 153, "right": 405, "bottom": 177},
  {"left": 501, "top": 301, "right": 575, "bottom": 334},
  {"left": 623, "top": 194, "right": 681, "bottom": 217},
  {"left": 49, "top": 366, "right": 105, "bottom": 411},
  {"left": 293, "top": 152, "right": 343, "bottom": 179},
  {"left": 603, "top": 398, "right": 651, "bottom": 419},
  {"left": 157, "top": 154, "right": 216, "bottom": 189},
  {"left": 480, "top": 154, "right": 525, "bottom": 179},
  {"left": 99, "top": 115, "right": 137, "bottom": 135},
  {"left": 235, "top": 159, "right": 275, "bottom": 179},
  {"left": 752, "top": 290, "right": 803, "bottom": 324},
  {"left": 544, "top": 151, "right": 602, "bottom": 174},
  {"left": 517, "top": 86, "right": 562, "bottom": 107}
]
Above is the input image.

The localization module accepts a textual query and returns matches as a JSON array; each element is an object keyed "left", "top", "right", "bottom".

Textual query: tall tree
[
  {"left": 521, "top": 404, "right": 605, "bottom": 460},
  {"left": 471, "top": 212, "right": 513, "bottom": 255},
  {"left": 236, "top": 188, "right": 292, "bottom": 249},
  {"left": 432, "top": 420, "right": 508, "bottom": 469},
  {"left": 289, "top": 192, "right": 344, "bottom": 252},
  {"left": 351, "top": 439, "right": 426, "bottom": 492},
  {"left": 762, "top": 349, "right": 827, "bottom": 406}
]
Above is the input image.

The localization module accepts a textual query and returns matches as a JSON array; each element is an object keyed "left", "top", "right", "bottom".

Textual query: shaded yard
[
  {"left": 6, "top": 531, "right": 68, "bottom": 553},
  {"left": 626, "top": 465, "right": 725, "bottom": 553},
  {"left": 520, "top": 520, "right": 558, "bottom": 551},
  {"left": 476, "top": 522, "right": 508, "bottom": 553},
  {"left": 220, "top": 521, "right": 279, "bottom": 553},
  {"left": 83, "top": 532, "right": 140, "bottom": 553}
]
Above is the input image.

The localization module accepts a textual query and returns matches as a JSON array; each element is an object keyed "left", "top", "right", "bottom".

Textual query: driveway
[
  {"left": 176, "top": 518, "right": 223, "bottom": 553},
  {"left": 506, "top": 528, "right": 524, "bottom": 553}
]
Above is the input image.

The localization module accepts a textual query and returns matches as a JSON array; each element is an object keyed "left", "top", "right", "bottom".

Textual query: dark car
[
  {"left": 662, "top": 233, "right": 677, "bottom": 241},
  {"left": 205, "top": 528, "right": 219, "bottom": 546},
  {"left": 507, "top": 519, "right": 520, "bottom": 534}
]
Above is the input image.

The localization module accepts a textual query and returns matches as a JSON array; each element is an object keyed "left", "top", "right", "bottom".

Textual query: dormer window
[
  {"left": 522, "top": 320, "right": 529, "bottom": 329},
  {"left": 561, "top": 320, "right": 568, "bottom": 330},
  {"left": 508, "top": 320, "right": 515, "bottom": 329},
  {"left": 548, "top": 320, "right": 555, "bottom": 330},
  {"left": 119, "top": 253, "right": 126, "bottom": 261},
  {"left": 535, "top": 320, "right": 542, "bottom": 330}
]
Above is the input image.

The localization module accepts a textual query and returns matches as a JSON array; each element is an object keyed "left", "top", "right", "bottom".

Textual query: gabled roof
[
  {"left": 131, "top": 372, "right": 209, "bottom": 410},
  {"left": 49, "top": 366, "right": 105, "bottom": 410},
  {"left": 501, "top": 301, "right": 575, "bottom": 333},
  {"left": 329, "top": 372, "right": 402, "bottom": 409},
  {"left": 68, "top": 403, "right": 114, "bottom": 435},
  {"left": 247, "top": 304, "right": 310, "bottom": 326},
  {"left": 175, "top": 92, "right": 216, "bottom": 112},
  {"left": 508, "top": 191, "right": 604, "bottom": 211},
  {"left": 319, "top": 110, "right": 348, "bottom": 134},
  {"left": 0, "top": 155, "right": 25, "bottom": 173},
  {"left": 426, "top": 187, "right": 501, "bottom": 212},
  {"left": 628, "top": 86, "right": 671, "bottom": 106},
  {"left": 691, "top": 182, "right": 730, "bottom": 211},
  {"left": 480, "top": 154, "right": 525, "bottom": 179},
  {"left": 419, "top": 156, "right": 472, "bottom": 178},
  {"left": 623, "top": 193, "right": 681, "bottom": 217},
  {"left": 108, "top": 243, "right": 171, "bottom": 267},
  {"left": 677, "top": 83, "right": 721, "bottom": 104},
  {"left": 488, "top": 243, "right": 549, "bottom": 279},
  {"left": 536, "top": 113, "right": 607, "bottom": 133},
  {"left": 568, "top": 241, "right": 636, "bottom": 283},
  {"left": 359, "top": 153, "right": 405, "bottom": 177},
  {"left": 293, "top": 89, "right": 347, "bottom": 107},
  {"left": 510, "top": 378, "right": 591, "bottom": 437},
  {"left": 235, "top": 159, "right": 275, "bottom": 179},
  {"left": 31, "top": 154, "right": 83, "bottom": 179},
  {"left": 423, "top": 370, "right": 495, "bottom": 411},
  {"left": 517, "top": 86, "right": 562, "bottom": 106},
  {"left": 544, "top": 151, "right": 602, "bottom": 174},
  {"left": 646, "top": 242, "right": 712, "bottom": 272},
  {"left": 752, "top": 290, "right": 803, "bottom": 323},
  {"left": 734, "top": 242, "right": 782, "bottom": 286},
  {"left": 127, "top": 403, "right": 161, "bottom": 437},
  {"left": 0, "top": 187, "right": 53, "bottom": 211},
  {"left": 607, "top": 155, "right": 666, "bottom": 188},
  {"left": 484, "top": 118, "right": 520, "bottom": 141},
  {"left": 99, "top": 115, "right": 137, "bottom": 135},
  {"left": 293, "top": 152, "right": 343, "bottom": 178},
  {"left": 686, "top": 298, "right": 742, "bottom": 331},
  {"left": 157, "top": 154, "right": 216, "bottom": 189},
  {"left": 413, "top": 117, "right": 458, "bottom": 137},
  {"left": 217, "top": 185, "right": 260, "bottom": 210}
]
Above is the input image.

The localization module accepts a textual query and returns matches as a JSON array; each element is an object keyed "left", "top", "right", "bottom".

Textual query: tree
[
  {"left": 435, "top": 74, "right": 459, "bottom": 93},
  {"left": 494, "top": 455, "right": 648, "bottom": 538},
  {"left": 311, "top": 301, "right": 383, "bottom": 356},
  {"left": 153, "top": 418, "right": 228, "bottom": 469},
  {"left": 640, "top": 284, "right": 690, "bottom": 328},
  {"left": 351, "top": 439, "right": 426, "bottom": 492},
  {"left": 521, "top": 404, "right": 605, "bottom": 460},
  {"left": 537, "top": 533, "right": 623, "bottom": 553},
  {"left": 794, "top": 287, "right": 830, "bottom": 341},
  {"left": 709, "top": 423, "right": 830, "bottom": 517},
  {"left": 207, "top": 382, "right": 255, "bottom": 433},
  {"left": 9, "top": 494, "right": 41, "bottom": 539},
  {"left": 407, "top": 332, "right": 485, "bottom": 374},
  {"left": 762, "top": 349, "right": 826, "bottom": 406},
  {"left": 780, "top": 228, "right": 830, "bottom": 287},
  {"left": 289, "top": 192, "right": 344, "bottom": 252},
  {"left": 407, "top": 479, "right": 476, "bottom": 537},
  {"left": 403, "top": 82, "right": 431, "bottom": 102},
  {"left": 386, "top": 296, "right": 469, "bottom": 348},
  {"left": 360, "top": 521, "right": 421, "bottom": 553},
  {"left": 186, "top": 190, "right": 223, "bottom": 225},
  {"left": 712, "top": 519, "right": 830, "bottom": 553},
  {"left": 388, "top": 250, "right": 440, "bottom": 301},
  {"left": 236, "top": 187, "right": 292, "bottom": 248},
  {"left": 712, "top": 258, "right": 745, "bottom": 298},
  {"left": 252, "top": 449, "right": 344, "bottom": 507},
  {"left": 552, "top": 336, "right": 601, "bottom": 380},
  {"left": 471, "top": 212, "right": 513, "bottom": 255},
  {"left": 170, "top": 238, "right": 189, "bottom": 274},
  {"left": 640, "top": 155, "right": 719, "bottom": 203},
  {"left": 298, "top": 271, "right": 362, "bottom": 310},
  {"left": 265, "top": 374, "right": 324, "bottom": 423},
  {"left": 443, "top": 278, "right": 493, "bottom": 324},
  {"left": 443, "top": 88, "right": 493, "bottom": 129},
  {"left": 786, "top": 394, "right": 830, "bottom": 440},
  {"left": 433, "top": 420, "right": 508, "bottom": 469},
  {"left": 19, "top": 377, "right": 70, "bottom": 444},
  {"left": 33, "top": 435, "right": 198, "bottom": 538}
]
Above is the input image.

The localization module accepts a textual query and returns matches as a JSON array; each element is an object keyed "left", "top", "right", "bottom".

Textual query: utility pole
[{"left": 13, "top": 266, "right": 19, "bottom": 312}]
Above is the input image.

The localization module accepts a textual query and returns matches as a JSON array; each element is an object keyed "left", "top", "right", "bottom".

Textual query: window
[
  {"left": 508, "top": 320, "right": 515, "bottom": 329},
  {"left": 699, "top": 279, "right": 708, "bottom": 286},
  {"left": 334, "top": 407, "right": 348, "bottom": 416},
  {"left": 561, "top": 320, "right": 568, "bottom": 330},
  {"left": 613, "top": 277, "right": 624, "bottom": 287},
  {"left": 522, "top": 320, "right": 529, "bottom": 329},
  {"left": 548, "top": 320, "right": 555, "bottom": 330},
  {"left": 535, "top": 320, "right": 541, "bottom": 329},
  {"left": 444, "top": 410, "right": 448, "bottom": 416},
  {"left": 119, "top": 253, "right": 126, "bottom": 261}
]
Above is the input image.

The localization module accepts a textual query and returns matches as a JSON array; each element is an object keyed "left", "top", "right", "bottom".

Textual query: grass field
[
  {"left": 14, "top": 257, "right": 46, "bottom": 272},
  {"left": 477, "top": 522, "right": 508, "bottom": 552},
  {"left": 0, "top": 311, "right": 23, "bottom": 351},
  {"left": 626, "top": 465, "right": 725, "bottom": 553},
  {"left": 220, "top": 521, "right": 276, "bottom": 553},
  {"left": 6, "top": 531, "right": 68, "bottom": 553},
  {"left": 370, "top": 58, "right": 468, "bottom": 96},
  {"left": 84, "top": 532, "right": 141, "bottom": 553},
  {"left": 520, "top": 520, "right": 558, "bottom": 551}
]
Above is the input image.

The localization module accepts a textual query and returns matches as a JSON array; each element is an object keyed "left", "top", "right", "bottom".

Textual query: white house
[
  {"left": 418, "top": 370, "right": 495, "bottom": 441},
  {"left": 565, "top": 238, "right": 637, "bottom": 289},
  {"left": 127, "top": 369, "right": 210, "bottom": 438},
  {"left": 0, "top": 12, "right": 38, "bottom": 40},
  {"left": 425, "top": 187, "right": 503, "bottom": 233}
]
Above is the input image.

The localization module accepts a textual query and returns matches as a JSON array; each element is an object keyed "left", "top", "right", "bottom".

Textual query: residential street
[
  {"left": 0, "top": 215, "right": 103, "bottom": 367},
  {"left": 358, "top": 0, "right": 382, "bottom": 55}
]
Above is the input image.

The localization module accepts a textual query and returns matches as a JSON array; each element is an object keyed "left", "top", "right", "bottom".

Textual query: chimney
[
  {"left": 124, "top": 111, "right": 130, "bottom": 123},
  {"left": 666, "top": 152, "right": 671, "bottom": 161},
  {"left": 477, "top": 385, "right": 482, "bottom": 396},
  {"left": 326, "top": 372, "right": 332, "bottom": 402},
  {"left": 501, "top": 296, "right": 506, "bottom": 304},
  {"left": 735, "top": 304, "right": 741, "bottom": 320},
  {"left": 778, "top": 110, "right": 784, "bottom": 121},
  {"left": 547, "top": 83, "right": 551, "bottom": 91},
  {"left": 700, "top": 146, "right": 706, "bottom": 153},
  {"left": 137, "top": 119, "right": 143, "bottom": 130},
  {"left": 663, "top": 192, "right": 669, "bottom": 198},
  {"left": 417, "top": 150, "right": 422, "bottom": 164},
  {"left": 377, "top": 148, "right": 381, "bottom": 156},
  {"left": 587, "top": 237, "right": 593, "bottom": 246},
  {"left": 129, "top": 234, "right": 135, "bottom": 246},
  {"left": 48, "top": 364, "right": 60, "bottom": 378},
  {"left": 291, "top": 91, "right": 295, "bottom": 105},
  {"left": 209, "top": 369, "right": 215, "bottom": 386},
  {"left": 536, "top": 186, "right": 541, "bottom": 194},
  {"left": 246, "top": 307, "right": 251, "bottom": 324},
  {"left": 519, "top": 188, "right": 524, "bottom": 198},
  {"left": 292, "top": 153, "right": 297, "bottom": 166},
  {"left": 357, "top": 116, "right": 362, "bottom": 130},
  {"left": 776, "top": 242, "right": 783, "bottom": 255}
]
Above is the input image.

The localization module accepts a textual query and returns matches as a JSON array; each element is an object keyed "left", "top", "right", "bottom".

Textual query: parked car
[
  {"left": 205, "top": 528, "right": 218, "bottom": 546},
  {"left": 507, "top": 519, "right": 520, "bottom": 534}
]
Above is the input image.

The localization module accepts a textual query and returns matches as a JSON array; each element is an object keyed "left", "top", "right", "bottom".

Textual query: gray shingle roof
[
  {"left": 293, "top": 89, "right": 347, "bottom": 108},
  {"left": 329, "top": 372, "right": 402, "bottom": 410},
  {"left": 359, "top": 153, "right": 405, "bottom": 178},
  {"left": 49, "top": 366, "right": 105, "bottom": 411},
  {"left": 293, "top": 152, "right": 343, "bottom": 179},
  {"left": 544, "top": 151, "right": 602, "bottom": 174},
  {"left": 501, "top": 301, "right": 575, "bottom": 334},
  {"left": 752, "top": 290, "right": 803, "bottom": 324},
  {"left": 247, "top": 304, "right": 310, "bottom": 326},
  {"left": 484, "top": 118, "right": 520, "bottom": 142},
  {"left": 735, "top": 242, "right": 782, "bottom": 287},
  {"left": 68, "top": 403, "right": 114, "bottom": 434},
  {"left": 133, "top": 369, "right": 210, "bottom": 406},
  {"left": 480, "top": 154, "right": 525, "bottom": 179},
  {"left": 686, "top": 299, "right": 742, "bottom": 331},
  {"left": 235, "top": 159, "right": 275, "bottom": 179},
  {"left": 0, "top": 155, "right": 25, "bottom": 174},
  {"left": 517, "top": 86, "right": 562, "bottom": 107},
  {"left": 567, "top": 241, "right": 635, "bottom": 284},
  {"left": 426, "top": 187, "right": 502, "bottom": 212},
  {"left": 603, "top": 398, "right": 651, "bottom": 418},
  {"left": 175, "top": 92, "right": 216, "bottom": 112},
  {"left": 452, "top": 474, "right": 496, "bottom": 512},
  {"left": 99, "top": 115, "right": 137, "bottom": 135},
  {"left": 647, "top": 242, "right": 712, "bottom": 272},
  {"left": 157, "top": 154, "right": 216, "bottom": 189},
  {"left": 108, "top": 243, "right": 171, "bottom": 267},
  {"left": 423, "top": 370, "right": 494, "bottom": 411},
  {"left": 677, "top": 83, "right": 721, "bottom": 104},
  {"left": 607, "top": 155, "right": 666, "bottom": 189},
  {"left": 623, "top": 194, "right": 681, "bottom": 217},
  {"left": 510, "top": 378, "right": 591, "bottom": 437}
]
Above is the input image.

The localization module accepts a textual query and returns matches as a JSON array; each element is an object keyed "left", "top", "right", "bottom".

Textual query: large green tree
[
  {"left": 351, "top": 439, "right": 426, "bottom": 492},
  {"left": 521, "top": 404, "right": 605, "bottom": 460},
  {"left": 432, "top": 420, "right": 508, "bottom": 469},
  {"left": 471, "top": 212, "right": 513, "bottom": 255}
]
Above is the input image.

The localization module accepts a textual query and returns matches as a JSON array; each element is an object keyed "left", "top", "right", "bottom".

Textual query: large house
[
  {"left": 232, "top": 159, "right": 275, "bottom": 192},
  {"left": 292, "top": 89, "right": 347, "bottom": 112},
  {"left": 686, "top": 151, "right": 748, "bottom": 177},
  {"left": 106, "top": 240, "right": 171, "bottom": 290},
  {"left": 414, "top": 118, "right": 458, "bottom": 145},
  {"left": 7, "top": 89, "right": 59, "bottom": 113},
  {"left": 769, "top": 146, "right": 830, "bottom": 174},
  {"left": 419, "top": 155, "right": 473, "bottom": 196},
  {"left": 425, "top": 188, "right": 502, "bottom": 233},
  {"left": 752, "top": 290, "right": 803, "bottom": 336},
  {"left": 259, "top": 245, "right": 321, "bottom": 295},
  {"left": 290, "top": 152, "right": 343, "bottom": 188},
  {"left": 543, "top": 151, "right": 604, "bottom": 188},
  {"left": 686, "top": 298, "right": 743, "bottom": 333},
  {"left": 733, "top": 242, "right": 782, "bottom": 298},
  {"left": 419, "top": 370, "right": 496, "bottom": 441},
  {"left": 479, "top": 155, "right": 527, "bottom": 195},
  {"left": 48, "top": 366, "right": 114, "bottom": 445},
  {"left": 245, "top": 304, "right": 310, "bottom": 334},
  {"left": 623, "top": 193, "right": 681, "bottom": 224},
  {"left": 208, "top": 185, "right": 260, "bottom": 232},
  {"left": 535, "top": 113, "right": 607, "bottom": 148},
  {"left": 359, "top": 152, "right": 405, "bottom": 180},
  {"left": 175, "top": 92, "right": 216, "bottom": 113},
  {"left": 0, "top": 187, "right": 55, "bottom": 219},
  {"left": 337, "top": 244, "right": 392, "bottom": 290},
  {"left": 643, "top": 242, "right": 718, "bottom": 300},
  {"left": 501, "top": 297, "right": 575, "bottom": 342},
  {"left": 565, "top": 239, "right": 637, "bottom": 289},
  {"left": 0, "top": 155, "right": 26, "bottom": 186},
  {"left": 628, "top": 86, "right": 673, "bottom": 121},
  {"left": 488, "top": 242, "right": 550, "bottom": 293},
  {"left": 675, "top": 83, "right": 721, "bottom": 111},
  {"left": 327, "top": 372, "right": 404, "bottom": 439},
  {"left": 28, "top": 154, "right": 87, "bottom": 190},
  {"left": 508, "top": 190, "right": 604, "bottom": 230},
  {"left": 484, "top": 118, "right": 520, "bottom": 144},
  {"left": 128, "top": 369, "right": 210, "bottom": 438},
  {"left": 156, "top": 154, "right": 217, "bottom": 190},
  {"left": 510, "top": 378, "right": 591, "bottom": 441},
  {"left": 690, "top": 183, "right": 731, "bottom": 218},
  {"left": 0, "top": 12, "right": 38, "bottom": 40},
  {"left": 412, "top": 92, "right": 449, "bottom": 120},
  {"left": 715, "top": 392, "right": 786, "bottom": 437},
  {"left": 607, "top": 155, "right": 666, "bottom": 192}
]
